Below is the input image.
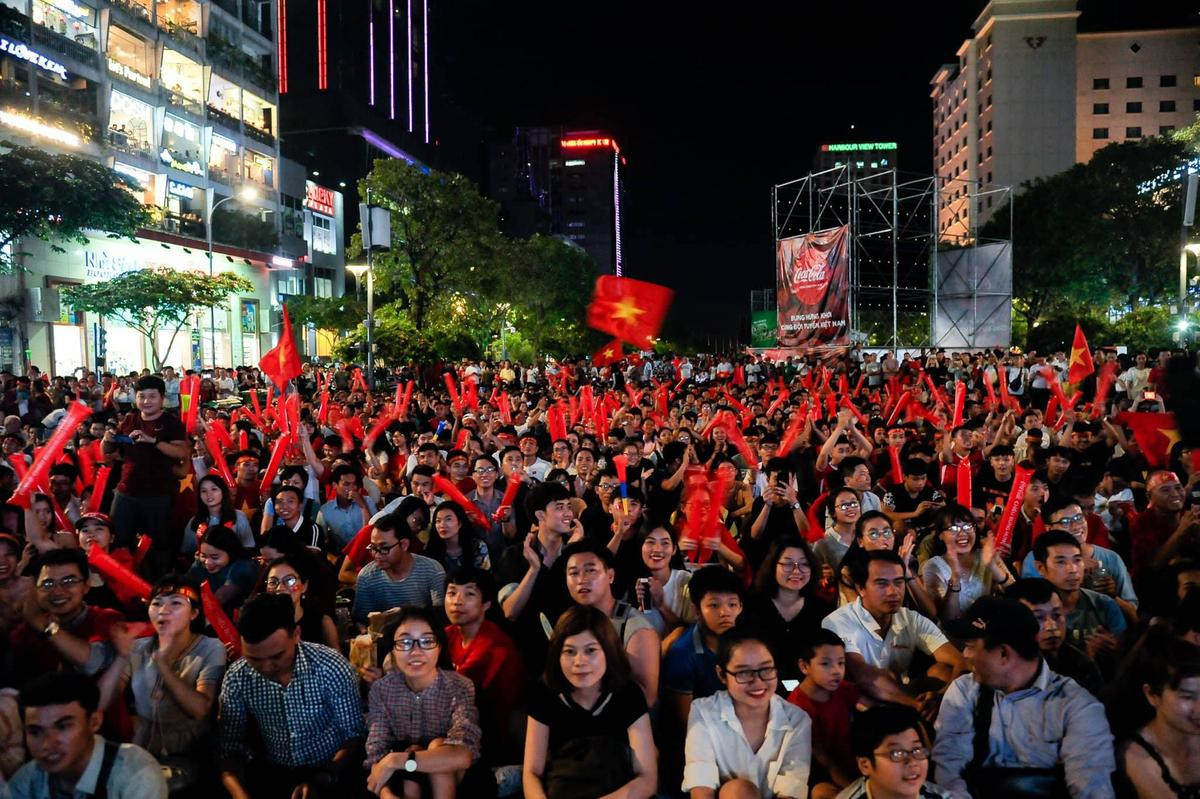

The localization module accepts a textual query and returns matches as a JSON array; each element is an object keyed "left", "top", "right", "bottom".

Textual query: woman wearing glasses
[
  {"left": 364, "top": 606, "right": 481, "bottom": 799},
  {"left": 750, "top": 535, "right": 831, "bottom": 681},
  {"left": 683, "top": 625, "right": 811, "bottom": 798},
  {"left": 814, "top": 487, "right": 863, "bottom": 588},
  {"left": 263, "top": 553, "right": 340, "bottom": 650},
  {"left": 523, "top": 605, "right": 656, "bottom": 799},
  {"left": 920, "top": 503, "right": 1012, "bottom": 624}
]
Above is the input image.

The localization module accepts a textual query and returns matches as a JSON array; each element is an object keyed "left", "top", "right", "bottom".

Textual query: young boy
[{"left": 788, "top": 629, "right": 862, "bottom": 799}]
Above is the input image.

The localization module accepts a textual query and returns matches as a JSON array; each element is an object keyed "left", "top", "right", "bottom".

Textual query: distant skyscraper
[
  {"left": 931, "top": 0, "right": 1200, "bottom": 240},
  {"left": 486, "top": 127, "right": 626, "bottom": 275}
]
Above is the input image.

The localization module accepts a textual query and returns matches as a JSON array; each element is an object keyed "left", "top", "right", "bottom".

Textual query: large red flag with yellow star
[
  {"left": 586, "top": 276, "right": 673, "bottom": 349},
  {"left": 593, "top": 338, "right": 624, "bottom": 367},
  {"left": 1068, "top": 323, "right": 1095, "bottom": 385},
  {"left": 259, "top": 304, "right": 303, "bottom": 390}
]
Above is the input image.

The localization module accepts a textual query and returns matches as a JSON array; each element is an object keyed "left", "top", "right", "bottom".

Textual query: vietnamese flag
[
  {"left": 1114, "top": 411, "right": 1179, "bottom": 469},
  {"left": 259, "top": 305, "right": 303, "bottom": 390},
  {"left": 586, "top": 275, "right": 673, "bottom": 349},
  {"left": 1067, "top": 323, "right": 1095, "bottom": 385},
  {"left": 593, "top": 338, "right": 624, "bottom": 367}
]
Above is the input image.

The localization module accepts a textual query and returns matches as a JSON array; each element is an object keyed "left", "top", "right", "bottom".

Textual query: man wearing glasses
[
  {"left": 467, "top": 454, "right": 508, "bottom": 555},
  {"left": 350, "top": 513, "right": 446, "bottom": 627},
  {"left": 932, "top": 596, "right": 1115, "bottom": 799},
  {"left": 840, "top": 704, "right": 952, "bottom": 798}
]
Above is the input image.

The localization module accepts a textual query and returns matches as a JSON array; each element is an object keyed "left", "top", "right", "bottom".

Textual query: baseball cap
[
  {"left": 944, "top": 596, "right": 1039, "bottom": 650},
  {"left": 74, "top": 511, "right": 112, "bottom": 530}
]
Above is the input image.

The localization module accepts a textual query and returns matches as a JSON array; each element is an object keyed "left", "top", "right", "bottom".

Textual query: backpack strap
[
  {"left": 91, "top": 741, "right": 121, "bottom": 799},
  {"left": 969, "top": 685, "right": 995, "bottom": 773}
]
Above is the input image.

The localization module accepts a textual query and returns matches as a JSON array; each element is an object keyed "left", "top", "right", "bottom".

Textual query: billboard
[
  {"left": 776, "top": 225, "right": 850, "bottom": 348},
  {"left": 750, "top": 310, "right": 777, "bottom": 348},
  {"left": 932, "top": 242, "right": 1013, "bottom": 348}
]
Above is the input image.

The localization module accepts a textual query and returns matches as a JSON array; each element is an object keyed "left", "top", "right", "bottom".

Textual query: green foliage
[
  {"left": 211, "top": 206, "right": 280, "bottom": 252},
  {"left": 981, "top": 136, "right": 1189, "bottom": 346},
  {"left": 343, "top": 161, "right": 597, "bottom": 364},
  {"left": 61, "top": 268, "right": 252, "bottom": 370},
  {"left": 0, "top": 143, "right": 149, "bottom": 271},
  {"left": 284, "top": 295, "right": 365, "bottom": 333}
]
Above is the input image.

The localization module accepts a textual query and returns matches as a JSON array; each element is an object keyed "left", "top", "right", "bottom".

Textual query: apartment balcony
[
  {"left": 38, "top": 96, "right": 100, "bottom": 142},
  {"left": 162, "top": 87, "right": 204, "bottom": 118},
  {"left": 210, "top": 0, "right": 238, "bottom": 16},
  {"left": 107, "top": 0, "right": 154, "bottom": 31},
  {"left": 205, "top": 103, "right": 240, "bottom": 133},
  {"left": 0, "top": 4, "right": 26, "bottom": 39},
  {"left": 243, "top": 123, "right": 274, "bottom": 147},
  {"left": 160, "top": 19, "right": 202, "bottom": 55},
  {"left": 106, "top": 127, "right": 154, "bottom": 159},
  {"left": 31, "top": 25, "right": 99, "bottom": 70}
]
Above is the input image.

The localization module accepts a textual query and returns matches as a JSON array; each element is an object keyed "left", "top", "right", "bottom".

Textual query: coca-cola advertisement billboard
[{"left": 776, "top": 224, "right": 850, "bottom": 348}]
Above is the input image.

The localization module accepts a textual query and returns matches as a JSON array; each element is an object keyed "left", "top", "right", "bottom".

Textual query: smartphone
[
  {"left": 636, "top": 578, "right": 650, "bottom": 612},
  {"left": 112, "top": 435, "right": 134, "bottom": 445}
]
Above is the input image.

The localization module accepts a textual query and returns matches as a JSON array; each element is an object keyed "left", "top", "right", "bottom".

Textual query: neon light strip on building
[
  {"left": 276, "top": 0, "right": 287, "bottom": 93},
  {"left": 367, "top": 0, "right": 375, "bottom": 105},
  {"left": 561, "top": 136, "right": 620, "bottom": 153},
  {"left": 406, "top": 0, "right": 413, "bottom": 132},
  {"left": 388, "top": 0, "right": 395, "bottom": 119},
  {"left": 316, "top": 0, "right": 327, "bottom": 90},
  {"left": 613, "top": 152, "right": 622, "bottom": 276},
  {"left": 422, "top": 0, "right": 429, "bottom": 143}
]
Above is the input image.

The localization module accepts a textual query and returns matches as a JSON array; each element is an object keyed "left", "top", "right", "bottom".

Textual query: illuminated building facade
[{"left": 0, "top": 0, "right": 343, "bottom": 373}]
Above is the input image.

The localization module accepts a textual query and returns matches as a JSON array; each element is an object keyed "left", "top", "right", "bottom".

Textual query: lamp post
[
  {"left": 206, "top": 186, "right": 259, "bottom": 369},
  {"left": 1181, "top": 242, "right": 1200, "bottom": 345},
  {"left": 346, "top": 262, "right": 368, "bottom": 303}
]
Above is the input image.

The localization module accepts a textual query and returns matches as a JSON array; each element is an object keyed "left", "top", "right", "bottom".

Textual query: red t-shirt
[
  {"left": 117, "top": 412, "right": 187, "bottom": 496},
  {"left": 446, "top": 620, "right": 524, "bottom": 759},
  {"left": 788, "top": 681, "right": 860, "bottom": 779},
  {"left": 1129, "top": 507, "right": 1174, "bottom": 585}
]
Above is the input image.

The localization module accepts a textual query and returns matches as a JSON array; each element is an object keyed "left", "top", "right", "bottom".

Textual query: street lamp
[
  {"left": 345, "top": 263, "right": 368, "bottom": 302},
  {"left": 206, "top": 185, "right": 259, "bottom": 369}
]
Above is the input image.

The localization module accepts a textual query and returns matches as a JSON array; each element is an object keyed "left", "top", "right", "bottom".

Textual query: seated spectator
[
  {"left": 814, "top": 487, "right": 863, "bottom": 580},
  {"left": 97, "top": 575, "right": 225, "bottom": 791},
  {"left": 182, "top": 474, "right": 255, "bottom": 558},
  {"left": 1032, "top": 530, "right": 1126, "bottom": 667},
  {"left": 218, "top": 594, "right": 364, "bottom": 799},
  {"left": 184, "top": 525, "right": 256, "bottom": 616},
  {"left": 562, "top": 539, "right": 660, "bottom": 705},
  {"left": 264, "top": 554, "right": 340, "bottom": 650},
  {"left": 932, "top": 595, "right": 1116, "bottom": 799},
  {"left": 749, "top": 534, "right": 832, "bottom": 682},
  {"left": 364, "top": 606, "right": 481, "bottom": 798},
  {"left": 10, "top": 671, "right": 167, "bottom": 799},
  {"left": 443, "top": 567, "right": 524, "bottom": 765},
  {"left": 836, "top": 513, "right": 937, "bottom": 618},
  {"left": 73, "top": 512, "right": 142, "bottom": 614},
  {"left": 788, "top": 629, "right": 860, "bottom": 798},
  {"left": 522, "top": 605, "right": 656, "bottom": 799},
  {"left": 920, "top": 503, "right": 1013, "bottom": 624},
  {"left": 317, "top": 465, "right": 376, "bottom": 549},
  {"left": 424, "top": 500, "right": 491, "bottom": 572},
  {"left": 839, "top": 704, "right": 952, "bottom": 799},
  {"left": 628, "top": 523, "right": 695, "bottom": 638},
  {"left": 351, "top": 512, "right": 446, "bottom": 627},
  {"left": 682, "top": 625, "right": 811, "bottom": 798},
  {"left": 822, "top": 551, "right": 964, "bottom": 717},
  {"left": 663, "top": 566, "right": 746, "bottom": 730},
  {"left": 271, "top": 485, "right": 329, "bottom": 554},
  {"left": 1117, "top": 630, "right": 1200, "bottom": 798},
  {"left": 0, "top": 532, "right": 30, "bottom": 635},
  {"left": 258, "top": 465, "right": 321, "bottom": 536},
  {"left": 340, "top": 496, "right": 431, "bottom": 587},
  {"left": 1005, "top": 577, "right": 1103, "bottom": 697}
]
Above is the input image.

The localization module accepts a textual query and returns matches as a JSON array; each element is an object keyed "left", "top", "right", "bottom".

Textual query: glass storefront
[
  {"left": 32, "top": 0, "right": 97, "bottom": 49},
  {"left": 208, "top": 131, "right": 238, "bottom": 185},
  {"left": 105, "top": 324, "right": 144, "bottom": 375},
  {"left": 106, "top": 24, "right": 152, "bottom": 88},
  {"left": 241, "top": 90, "right": 273, "bottom": 135},
  {"left": 107, "top": 89, "right": 153, "bottom": 156},
  {"left": 112, "top": 161, "right": 156, "bottom": 205},
  {"left": 159, "top": 47, "right": 202, "bottom": 112},
  {"left": 206, "top": 72, "right": 239, "bottom": 130},
  {"left": 160, "top": 113, "right": 202, "bottom": 175},
  {"left": 155, "top": 0, "right": 199, "bottom": 36},
  {"left": 243, "top": 148, "right": 273, "bottom": 188},
  {"left": 51, "top": 322, "right": 83, "bottom": 376}
]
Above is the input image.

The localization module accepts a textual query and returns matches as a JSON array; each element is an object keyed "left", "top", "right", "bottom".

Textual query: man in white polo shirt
[{"left": 822, "top": 550, "right": 964, "bottom": 718}]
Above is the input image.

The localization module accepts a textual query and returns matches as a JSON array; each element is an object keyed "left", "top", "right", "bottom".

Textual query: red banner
[{"left": 776, "top": 224, "right": 850, "bottom": 348}]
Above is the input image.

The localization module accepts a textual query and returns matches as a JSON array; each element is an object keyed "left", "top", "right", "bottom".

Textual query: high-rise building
[
  {"left": 0, "top": 0, "right": 343, "bottom": 373},
  {"left": 485, "top": 126, "right": 625, "bottom": 275},
  {"left": 930, "top": 0, "right": 1199, "bottom": 240}
]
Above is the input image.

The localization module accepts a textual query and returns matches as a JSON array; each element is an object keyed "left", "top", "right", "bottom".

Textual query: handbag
[{"left": 963, "top": 685, "right": 1070, "bottom": 799}]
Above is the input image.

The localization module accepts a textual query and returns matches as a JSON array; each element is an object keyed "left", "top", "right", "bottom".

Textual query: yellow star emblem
[
  {"left": 178, "top": 473, "right": 194, "bottom": 494},
  {"left": 1069, "top": 349, "right": 1086, "bottom": 366},
  {"left": 610, "top": 297, "right": 645, "bottom": 324},
  {"left": 239, "top": 498, "right": 257, "bottom": 516},
  {"left": 603, "top": 348, "right": 615, "bottom": 359}
]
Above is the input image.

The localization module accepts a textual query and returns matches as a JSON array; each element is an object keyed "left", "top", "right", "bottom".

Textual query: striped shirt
[
  {"left": 351, "top": 555, "right": 446, "bottom": 623},
  {"left": 218, "top": 641, "right": 364, "bottom": 768}
]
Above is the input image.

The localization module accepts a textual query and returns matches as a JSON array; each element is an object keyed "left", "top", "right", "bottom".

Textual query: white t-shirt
[{"left": 821, "top": 598, "right": 948, "bottom": 676}]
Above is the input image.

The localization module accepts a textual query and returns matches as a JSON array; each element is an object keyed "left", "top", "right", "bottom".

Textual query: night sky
[{"left": 443, "top": 2, "right": 983, "bottom": 346}]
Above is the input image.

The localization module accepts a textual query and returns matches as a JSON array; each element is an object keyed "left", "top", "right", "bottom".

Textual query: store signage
[
  {"left": 0, "top": 109, "right": 78, "bottom": 147},
  {"left": 564, "top": 159, "right": 585, "bottom": 167},
  {"left": 561, "top": 136, "right": 619, "bottom": 153},
  {"left": 160, "top": 148, "right": 203, "bottom": 176},
  {"left": 107, "top": 58, "right": 152, "bottom": 89},
  {"left": 84, "top": 250, "right": 168, "bottom": 281},
  {"left": 0, "top": 37, "right": 68, "bottom": 80},
  {"left": 167, "top": 179, "right": 194, "bottom": 199},
  {"left": 820, "top": 142, "right": 898, "bottom": 152},
  {"left": 304, "top": 180, "right": 335, "bottom": 216}
]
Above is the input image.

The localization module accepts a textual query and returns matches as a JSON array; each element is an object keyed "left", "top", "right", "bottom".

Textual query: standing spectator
[
  {"left": 218, "top": 594, "right": 364, "bottom": 799},
  {"left": 10, "top": 671, "right": 167, "bottom": 799},
  {"left": 103, "top": 376, "right": 189, "bottom": 572}
]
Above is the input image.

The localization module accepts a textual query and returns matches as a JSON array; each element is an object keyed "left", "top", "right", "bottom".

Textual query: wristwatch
[
  {"left": 42, "top": 621, "right": 60, "bottom": 638},
  {"left": 791, "top": 502, "right": 802, "bottom": 510},
  {"left": 404, "top": 753, "right": 418, "bottom": 773}
]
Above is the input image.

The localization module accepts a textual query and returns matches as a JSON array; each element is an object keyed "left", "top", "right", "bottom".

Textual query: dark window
[
  {"left": 1160, "top": 100, "right": 1176, "bottom": 112},
  {"left": 1093, "top": 103, "right": 1109, "bottom": 114},
  {"left": 1127, "top": 76, "right": 1143, "bottom": 88},
  {"left": 1125, "top": 126, "right": 1142, "bottom": 138},
  {"left": 1194, "top": 98, "right": 1200, "bottom": 112},
  {"left": 1160, "top": 125, "right": 1175, "bottom": 135},
  {"left": 1093, "top": 77, "right": 1109, "bottom": 89},
  {"left": 1093, "top": 128, "right": 1109, "bottom": 139},
  {"left": 1161, "top": 74, "right": 1177, "bottom": 87},
  {"left": 1126, "top": 101, "right": 1142, "bottom": 113}
]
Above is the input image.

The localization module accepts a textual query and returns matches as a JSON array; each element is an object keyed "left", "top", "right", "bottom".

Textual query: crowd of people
[{"left": 0, "top": 343, "right": 1195, "bottom": 799}]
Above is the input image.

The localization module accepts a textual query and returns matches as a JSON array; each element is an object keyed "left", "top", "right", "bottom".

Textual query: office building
[
  {"left": 0, "top": 0, "right": 343, "bottom": 373},
  {"left": 930, "top": 0, "right": 1200, "bottom": 240}
]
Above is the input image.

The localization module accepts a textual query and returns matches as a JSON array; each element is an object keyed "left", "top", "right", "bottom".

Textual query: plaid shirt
[
  {"left": 365, "top": 669, "right": 481, "bottom": 766},
  {"left": 218, "top": 641, "right": 365, "bottom": 768}
]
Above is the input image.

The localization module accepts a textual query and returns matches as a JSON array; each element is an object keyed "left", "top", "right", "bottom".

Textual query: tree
[
  {"left": 506, "top": 235, "right": 597, "bottom": 355},
  {"left": 0, "top": 143, "right": 149, "bottom": 271},
  {"left": 61, "top": 268, "right": 252, "bottom": 370},
  {"left": 284, "top": 295, "right": 365, "bottom": 334},
  {"left": 355, "top": 160, "right": 504, "bottom": 331}
]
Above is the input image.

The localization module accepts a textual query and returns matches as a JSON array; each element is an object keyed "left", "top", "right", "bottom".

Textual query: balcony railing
[
  {"left": 106, "top": 128, "right": 154, "bottom": 159},
  {"left": 243, "top": 124, "right": 274, "bottom": 147},
  {"left": 205, "top": 103, "right": 240, "bottom": 132},
  {"left": 108, "top": 0, "right": 152, "bottom": 24},
  {"left": 31, "top": 25, "right": 99, "bottom": 68},
  {"left": 162, "top": 87, "right": 204, "bottom": 118},
  {"left": 161, "top": 19, "right": 202, "bottom": 54},
  {"left": 208, "top": 164, "right": 234, "bottom": 185}
]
